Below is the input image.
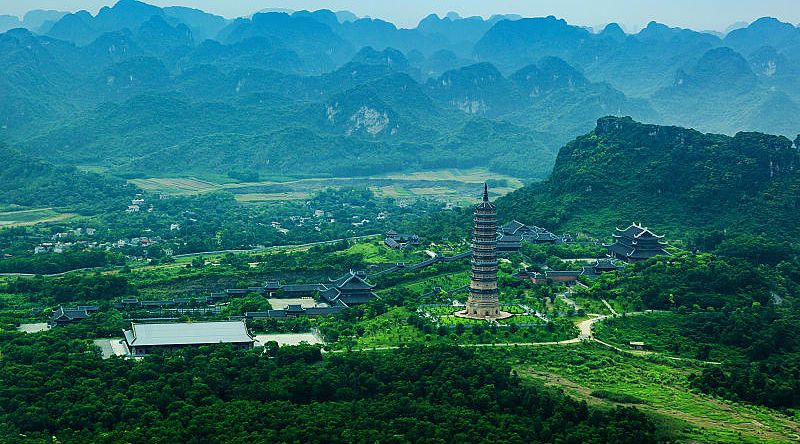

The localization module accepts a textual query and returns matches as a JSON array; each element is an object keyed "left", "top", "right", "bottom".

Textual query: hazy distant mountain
[
  {"left": 426, "top": 57, "right": 656, "bottom": 139},
  {"left": 724, "top": 17, "right": 800, "bottom": 56},
  {"left": 23, "top": 10, "right": 70, "bottom": 33},
  {"left": 1, "top": 1, "right": 798, "bottom": 183},
  {"left": 47, "top": 0, "right": 165, "bottom": 45},
  {"left": 0, "top": 15, "right": 21, "bottom": 33},
  {"left": 652, "top": 46, "right": 800, "bottom": 135},
  {"left": 219, "top": 12, "right": 354, "bottom": 73},
  {"left": 0, "top": 10, "right": 68, "bottom": 33},
  {"left": 474, "top": 16, "right": 591, "bottom": 73}
]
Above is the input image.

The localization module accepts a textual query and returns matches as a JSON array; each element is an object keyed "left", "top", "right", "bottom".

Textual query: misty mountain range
[{"left": 1, "top": 0, "right": 799, "bottom": 180}]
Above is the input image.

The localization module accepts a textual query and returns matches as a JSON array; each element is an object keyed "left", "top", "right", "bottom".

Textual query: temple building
[
  {"left": 384, "top": 231, "right": 420, "bottom": 249},
  {"left": 496, "top": 220, "right": 570, "bottom": 252},
  {"left": 48, "top": 305, "right": 99, "bottom": 327},
  {"left": 457, "top": 185, "right": 512, "bottom": 320},
  {"left": 319, "top": 270, "right": 379, "bottom": 306},
  {"left": 216, "top": 270, "right": 379, "bottom": 309},
  {"left": 123, "top": 320, "right": 254, "bottom": 356},
  {"left": 605, "top": 223, "right": 669, "bottom": 262}
]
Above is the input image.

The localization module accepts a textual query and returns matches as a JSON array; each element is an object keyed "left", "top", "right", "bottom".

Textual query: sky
[{"left": 2, "top": 0, "right": 799, "bottom": 32}]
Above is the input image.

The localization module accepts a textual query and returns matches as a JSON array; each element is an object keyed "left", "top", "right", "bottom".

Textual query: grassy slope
[{"left": 510, "top": 344, "right": 800, "bottom": 443}]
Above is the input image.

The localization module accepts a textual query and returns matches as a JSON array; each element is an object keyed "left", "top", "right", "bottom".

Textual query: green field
[
  {"left": 128, "top": 177, "right": 224, "bottom": 195},
  {"left": 128, "top": 168, "right": 526, "bottom": 204},
  {"left": 0, "top": 208, "right": 75, "bottom": 227}
]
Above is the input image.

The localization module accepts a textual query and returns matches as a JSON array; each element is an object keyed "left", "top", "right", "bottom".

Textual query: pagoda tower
[{"left": 458, "top": 184, "right": 511, "bottom": 320}]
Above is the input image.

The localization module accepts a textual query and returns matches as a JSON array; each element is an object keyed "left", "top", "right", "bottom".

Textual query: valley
[{"left": 130, "top": 168, "right": 525, "bottom": 205}]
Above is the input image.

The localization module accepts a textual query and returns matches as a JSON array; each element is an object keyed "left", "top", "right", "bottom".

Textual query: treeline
[
  {"left": 0, "top": 145, "right": 130, "bottom": 212},
  {"left": 688, "top": 305, "right": 800, "bottom": 409},
  {"left": 583, "top": 253, "right": 781, "bottom": 311},
  {"left": 1, "top": 273, "right": 132, "bottom": 305},
  {"left": 0, "top": 335, "right": 658, "bottom": 443},
  {"left": 0, "top": 250, "right": 125, "bottom": 275}
]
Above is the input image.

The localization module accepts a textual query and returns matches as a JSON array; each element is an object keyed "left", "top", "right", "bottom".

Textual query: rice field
[
  {"left": 129, "top": 177, "right": 223, "bottom": 195},
  {"left": 128, "top": 168, "right": 527, "bottom": 204},
  {"left": 235, "top": 192, "right": 311, "bottom": 202},
  {"left": 0, "top": 208, "right": 76, "bottom": 227}
]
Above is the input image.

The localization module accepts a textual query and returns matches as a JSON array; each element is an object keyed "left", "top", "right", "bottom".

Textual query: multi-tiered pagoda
[
  {"left": 605, "top": 223, "right": 670, "bottom": 262},
  {"left": 457, "top": 184, "right": 512, "bottom": 320}
]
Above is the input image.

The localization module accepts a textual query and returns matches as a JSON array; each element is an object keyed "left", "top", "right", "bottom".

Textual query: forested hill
[
  {"left": 0, "top": 145, "right": 131, "bottom": 211},
  {"left": 497, "top": 116, "right": 800, "bottom": 244}
]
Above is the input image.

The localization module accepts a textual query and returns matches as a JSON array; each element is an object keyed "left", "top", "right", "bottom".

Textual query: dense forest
[
  {"left": 0, "top": 145, "right": 131, "bottom": 211},
  {"left": 0, "top": 339, "right": 658, "bottom": 443},
  {"left": 498, "top": 116, "right": 800, "bottom": 243}
]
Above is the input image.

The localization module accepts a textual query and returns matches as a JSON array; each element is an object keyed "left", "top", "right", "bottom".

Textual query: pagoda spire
[{"left": 483, "top": 183, "right": 489, "bottom": 202}]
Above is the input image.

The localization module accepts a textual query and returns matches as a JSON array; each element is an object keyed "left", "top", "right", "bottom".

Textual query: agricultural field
[
  {"left": 128, "top": 168, "right": 526, "bottom": 205},
  {"left": 128, "top": 177, "right": 224, "bottom": 195},
  {"left": 0, "top": 208, "right": 76, "bottom": 227},
  {"left": 234, "top": 192, "right": 311, "bottom": 202},
  {"left": 509, "top": 344, "right": 800, "bottom": 443},
  {"left": 375, "top": 168, "right": 524, "bottom": 189}
]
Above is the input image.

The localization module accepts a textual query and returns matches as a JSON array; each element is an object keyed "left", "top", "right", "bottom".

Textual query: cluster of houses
[
  {"left": 266, "top": 208, "right": 389, "bottom": 234},
  {"left": 34, "top": 235, "right": 162, "bottom": 255},
  {"left": 126, "top": 195, "right": 150, "bottom": 213},
  {"left": 34, "top": 227, "right": 98, "bottom": 254}
]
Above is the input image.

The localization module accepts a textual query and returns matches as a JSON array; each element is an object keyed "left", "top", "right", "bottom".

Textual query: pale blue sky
[{"left": 2, "top": 0, "right": 799, "bottom": 31}]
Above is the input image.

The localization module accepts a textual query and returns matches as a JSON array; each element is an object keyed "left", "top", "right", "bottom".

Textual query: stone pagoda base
[{"left": 454, "top": 309, "right": 515, "bottom": 321}]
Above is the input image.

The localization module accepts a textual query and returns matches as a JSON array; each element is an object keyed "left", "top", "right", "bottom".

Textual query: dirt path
[{"left": 601, "top": 299, "right": 618, "bottom": 315}]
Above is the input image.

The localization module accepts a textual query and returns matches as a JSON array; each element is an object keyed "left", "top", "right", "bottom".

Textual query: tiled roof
[{"left": 124, "top": 321, "right": 253, "bottom": 346}]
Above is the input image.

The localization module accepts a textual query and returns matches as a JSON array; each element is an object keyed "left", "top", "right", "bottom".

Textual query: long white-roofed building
[{"left": 123, "top": 320, "right": 254, "bottom": 356}]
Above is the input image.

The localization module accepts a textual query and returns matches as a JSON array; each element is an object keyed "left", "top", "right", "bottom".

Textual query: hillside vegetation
[{"left": 498, "top": 116, "right": 800, "bottom": 244}]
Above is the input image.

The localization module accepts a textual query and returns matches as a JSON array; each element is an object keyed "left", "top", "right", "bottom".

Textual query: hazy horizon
[{"left": 1, "top": 0, "right": 799, "bottom": 32}]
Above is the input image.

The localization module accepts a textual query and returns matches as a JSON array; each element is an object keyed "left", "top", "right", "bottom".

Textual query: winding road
[{"left": 329, "top": 312, "right": 670, "bottom": 353}]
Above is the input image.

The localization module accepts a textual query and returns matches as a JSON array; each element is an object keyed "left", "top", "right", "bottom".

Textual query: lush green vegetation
[
  {"left": 2, "top": 6, "right": 800, "bottom": 442},
  {"left": 507, "top": 345, "right": 800, "bottom": 443},
  {"left": 0, "top": 336, "right": 658, "bottom": 443},
  {"left": 586, "top": 252, "right": 800, "bottom": 410},
  {"left": 0, "top": 145, "right": 131, "bottom": 212},
  {"left": 0, "top": 250, "right": 125, "bottom": 275},
  {"left": 498, "top": 116, "right": 800, "bottom": 243}
]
